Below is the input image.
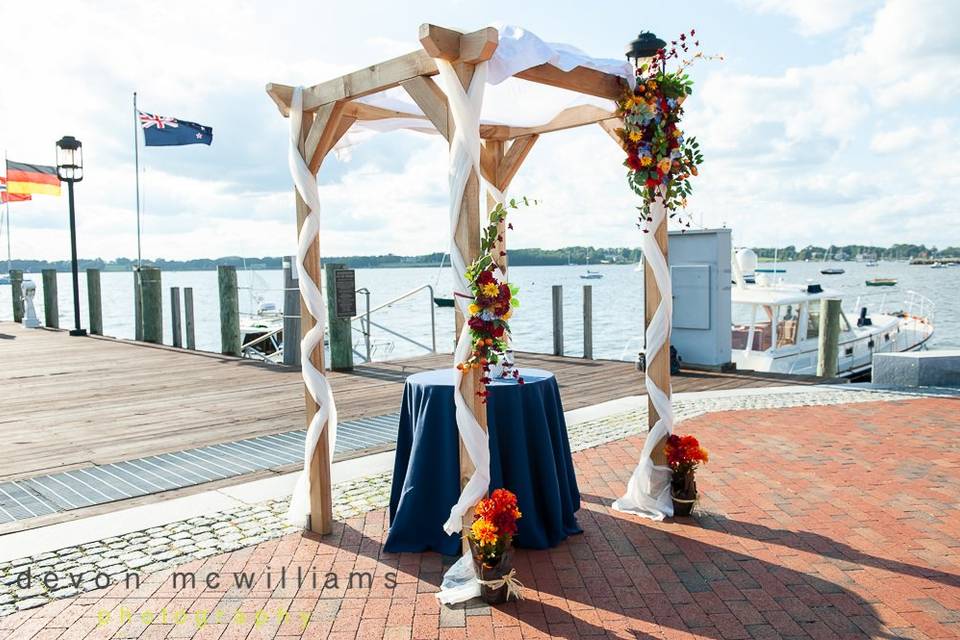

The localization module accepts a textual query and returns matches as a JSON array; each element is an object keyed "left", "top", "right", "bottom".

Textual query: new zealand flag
[{"left": 139, "top": 111, "right": 213, "bottom": 147}]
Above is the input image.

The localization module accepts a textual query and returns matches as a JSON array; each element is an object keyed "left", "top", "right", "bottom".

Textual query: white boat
[
  {"left": 240, "top": 301, "right": 285, "bottom": 362},
  {"left": 930, "top": 262, "right": 946, "bottom": 269},
  {"left": 731, "top": 251, "right": 934, "bottom": 377},
  {"left": 580, "top": 270, "right": 603, "bottom": 280}
]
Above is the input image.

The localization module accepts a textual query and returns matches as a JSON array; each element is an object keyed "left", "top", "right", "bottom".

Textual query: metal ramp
[{"left": 0, "top": 412, "right": 401, "bottom": 525}]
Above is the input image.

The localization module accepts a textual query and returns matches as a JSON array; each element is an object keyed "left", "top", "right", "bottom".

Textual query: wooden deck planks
[{"left": 0, "top": 323, "right": 821, "bottom": 482}]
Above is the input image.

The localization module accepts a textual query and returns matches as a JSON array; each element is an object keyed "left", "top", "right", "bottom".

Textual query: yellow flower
[
  {"left": 481, "top": 282, "right": 499, "bottom": 297},
  {"left": 468, "top": 303, "right": 480, "bottom": 315},
  {"left": 628, "top": 130, "right": 642, "bottom": 142},
  {"left": 471, "top": 519, "right": 498, "bottom": 546},
  {"left": 658, "top": 158, "right": 672, "bottom": 173},
  {"left": 648, "top": 80, "right": 657, "bottom": 90},
  {"left": 640, "top": 156, "right": 653, "bottom": 167},
  {"left": 673, "top": 129, "right": 682, "bottom": 138},
  {"left": 502, "top": 309, "right": 513, "bottom": 321}
]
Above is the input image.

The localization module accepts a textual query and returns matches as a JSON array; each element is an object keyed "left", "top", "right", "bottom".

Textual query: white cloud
[{"left": 737, "top": 0, "right": 881, "bottom": 35}]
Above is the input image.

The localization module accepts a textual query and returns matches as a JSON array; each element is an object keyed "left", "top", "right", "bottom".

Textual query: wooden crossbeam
[
  {"left": 480, "top": 105, "right": 616, "bottom": 141},
  {"left": 400, "top": 76, "right": 449, "bottom": 139},
  {"left": 515, "top": 63, "right": 625, "bottom": 100},
  {"left": 498, "top": 134, "right": 538, "bottom": 188},
  {"left": 419, "top": 24, "right": 499, "bottom": 64},
  {"left": 266, "top": 25, "right": 626, "bottom": 117},
  {"left": 598, "top": 117, "right": 624, "bottom": 146}
]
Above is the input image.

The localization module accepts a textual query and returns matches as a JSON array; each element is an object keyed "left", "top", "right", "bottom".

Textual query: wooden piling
[
  {"left": 9, "top": 269, "right": 23, "bottom": 323},
  {"left": 41, "top": 269, "right": 59, "bottom": 328},
  {"left": 283, "top": 256, "right": 301, "bottom": 366},
  {"left": 140, "top": 267, "right": 163, "bottom": 344},
  {"left": 183, "top": 287, "right": 196, "bottom": 350},
  {"left": 325, "top": 263, "right": 354, "bottom": 371},
  {"left": 582, "top": 284, "right": 593, "bottom": 359},
  {"left": 817, "top": 298, "right": 842, "bottom": 377},
  {"left": 218, "top": 265, "right": 240, "bottom": 356},
  {"left": 170, "top": 287, "right": 182, "bottom": 348},
  {"left": 552, "top": 285, "right": 563, "bottom": 356},
  {"left": 86, "top": 268, "right": 102, "bottom": 335},
  {"left": 134, "top": 268, "right": 143, "bottom": 341}
]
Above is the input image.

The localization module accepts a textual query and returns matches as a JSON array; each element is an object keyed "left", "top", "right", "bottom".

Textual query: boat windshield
[{"left": 732, "top": 303, "right": 799, "bottom": 352}]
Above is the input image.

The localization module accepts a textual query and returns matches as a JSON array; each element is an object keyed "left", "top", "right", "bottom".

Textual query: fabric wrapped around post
[
  {"left": 285, "top": 86, "right": 339, "bottom": 528},
  {"left": 430, "top": 58, "right": 510, "bottom": 605},
  {"left": 612, "top": 196, "right": 674, "bottom": 520}
]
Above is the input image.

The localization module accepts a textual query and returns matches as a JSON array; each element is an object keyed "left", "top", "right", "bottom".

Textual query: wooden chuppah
[{"left": 266, "top": 23, "right": 671, "bottom": 535}]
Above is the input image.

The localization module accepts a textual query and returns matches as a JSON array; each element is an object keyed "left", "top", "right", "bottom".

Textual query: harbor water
[{"left": 1, "top": 261, "right": 957, "bottom": 362}]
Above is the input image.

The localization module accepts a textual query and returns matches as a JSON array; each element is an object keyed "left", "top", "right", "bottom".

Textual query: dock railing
[{"left": 351, "top": 284, "right": 436, "bottom": 362}]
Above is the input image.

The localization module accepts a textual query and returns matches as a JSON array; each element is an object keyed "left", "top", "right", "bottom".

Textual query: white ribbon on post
[
  {"left": 431, "top": 59, "right": 512, "bottom": 606},
  {"left": 285, "top": 86, "right": 339, "bottom": 528},
  {"left": 613, "top": 196, "right": 674, "bottom": 520}
]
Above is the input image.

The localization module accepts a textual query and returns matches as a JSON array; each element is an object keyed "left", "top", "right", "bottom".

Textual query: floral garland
[
  {"left": 615, "top": 30, "right": 719, "bottom": 232},
  {"left": 456, "top": 198, "right": 536, "bottom": 400}
]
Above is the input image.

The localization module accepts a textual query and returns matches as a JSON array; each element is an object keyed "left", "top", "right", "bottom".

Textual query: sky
[{"left": 0, "top": 0, "right": 957, "bottom": 261}]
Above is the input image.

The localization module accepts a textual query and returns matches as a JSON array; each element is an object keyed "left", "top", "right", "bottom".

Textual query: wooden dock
[{"left": 0, "top": 322, "right": 825, "bottom": 485}]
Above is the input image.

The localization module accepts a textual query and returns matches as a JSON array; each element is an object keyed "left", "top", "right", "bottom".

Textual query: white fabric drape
[
  {"left": 432, "top": 58, "right": 512, "bottom": 606},
  {"left": 285, "top": 86, "right": 339, "bottom": 528},
  {"left": 612, "top": 197, "right": 674, "bottom": 520}
]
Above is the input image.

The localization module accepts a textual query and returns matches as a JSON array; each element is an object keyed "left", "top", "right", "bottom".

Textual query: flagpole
[
  {"left": 133, "top": 92, "right": 142, "bottom": 270},
  {"left": 133, "top": 92, "right": 144, "bottom": 340},
  {"left": 4, "top": 149, "right": 10, "bottom": 275}
]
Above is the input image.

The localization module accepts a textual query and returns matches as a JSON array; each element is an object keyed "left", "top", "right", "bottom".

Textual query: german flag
[{"left": 6, "top": 160, "right": 60, "bottom": 196}]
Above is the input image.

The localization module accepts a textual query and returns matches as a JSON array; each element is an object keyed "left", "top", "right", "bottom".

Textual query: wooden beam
[
  {"left": 481, "top": 105, "right": 616, "bottom": 141},
  {"left": 645, "top": 212, "right": 671, "bottom": 467},
  {"left": 343, "top": 101, "right": 427, "bottom": 123},
  {"left": 419, "top": 24, "right": 498, "bottom": 64},
  {"left": 266, "top": 50, "right": 439, "bottom": 114},
  {"left": 292, "top": 112, "right": 334, "bottom": 536},
  {"left": 484, "top": 140, "right": 506, "bottom": 273},
  {"left": 400, "top": 76, "right": 449, "bottom": 139},
  {"left": 497, "top": 134, "right": 538, "bottom": 188},
  {"left": 515, "top": 63, "right": 626, "bottom": 100},
  {"left": 598, "top": 117, "right": 625, "bottom": 146},
  {"left": 304, "top": 101, "right": 345, "bottom": 173}
]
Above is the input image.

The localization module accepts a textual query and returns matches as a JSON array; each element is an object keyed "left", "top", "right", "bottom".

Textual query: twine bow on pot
[{"left": 476, "top": 568, "right": 526, "bottom": 601}]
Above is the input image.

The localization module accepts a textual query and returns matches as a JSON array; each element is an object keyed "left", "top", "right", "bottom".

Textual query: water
[{"left": 1, "top": 261, "right": 956, "bottom": 361}]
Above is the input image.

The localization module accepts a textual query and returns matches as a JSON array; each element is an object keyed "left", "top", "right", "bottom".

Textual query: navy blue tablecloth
[{"left": 385, "top": 368, "right": 581, "bottom": 556}]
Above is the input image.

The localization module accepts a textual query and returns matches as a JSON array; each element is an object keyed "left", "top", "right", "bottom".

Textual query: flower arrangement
[
  {"left": 468, "top": 488, "right": 525, "bottom": 603},
  {"left": 615, "top": 30, "right": 719, "bottom": 232},
  {"left": 456, "top": 198, "right": 537, "bottom": 400},
  {"left": 468, "top": 488, "right": 522, "bottom": 566},
  {"left": 664, "top": 433, "right": 709, "bottom": 515}
]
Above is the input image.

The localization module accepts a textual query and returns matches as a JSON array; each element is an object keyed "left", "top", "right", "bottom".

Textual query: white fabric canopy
[{"left": 336, "top": 24, "right": 633, "bottom": 154}]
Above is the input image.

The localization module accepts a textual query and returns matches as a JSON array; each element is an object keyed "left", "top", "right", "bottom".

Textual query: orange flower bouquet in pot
[
  {"left": 467, "top": 489, "right": 524, "bottom": 604},
  {"left": 665, "top": 434, "right": 708, "bottom": 516}
]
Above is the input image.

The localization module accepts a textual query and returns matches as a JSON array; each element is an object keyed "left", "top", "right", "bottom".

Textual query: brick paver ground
[{"left": 1, "top": 397, "right": 958, "bottom": 639}]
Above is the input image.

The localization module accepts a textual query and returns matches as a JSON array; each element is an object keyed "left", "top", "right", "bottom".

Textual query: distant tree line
[
  {"left": 10, "top": 243, "right": 959, "bottom": 273},
  {"left": 754, "top": 244, "right": 960, "bottom": 261},
  {"left": 5, "top": 246, "right": 645, "bottom": 272}
]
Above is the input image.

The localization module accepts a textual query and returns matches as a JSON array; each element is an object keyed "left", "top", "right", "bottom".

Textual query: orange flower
[{"left": 470, "top": 519, "right": 498, "bottom": 546}]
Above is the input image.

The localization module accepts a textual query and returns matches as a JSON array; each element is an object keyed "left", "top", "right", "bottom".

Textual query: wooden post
[
  {"left": 134, "top": 268, "right": 143, "bottom": 341},
  {"left": 817, "top": 298, "right": 842, "bottom": 377},
  {"left": 583, "top": 285, "right": 593, "bottom": 359},
  {"left": 552, "top": 285, "right": 564, "bottom": 356},
  {"left": 140, "top": 267, "right": 162, "bottom": 344},
  {"left": 170, "top": 287, "right": 183, "bottom": 348},
  {"left": 282, "top": 256, "right": 301, "bottom": 366},
  {"left": 218, "top": 265, "right": 240, "bottom": 356},
  {"left": 41, "top": 269, "right": 59, "bottom": 328},
  {"left": 9, "top": 270, "right": 23, "bottom": 323},
  {"left": 184, "top": 287, "right": 196, "bottom": 350},
  {"left": 86, "top": 268, "right": 102, "bottom": 335},
  {"left": 645, "top": 212, "right": 671, "bottom": 465},
  {"left": 324, "top": 263, "right": 353, "bottom": 371}
]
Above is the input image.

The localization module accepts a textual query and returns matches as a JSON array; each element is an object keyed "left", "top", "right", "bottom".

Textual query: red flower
[
  {"left": 626, "top": 154, "right": 644, "bottom": 171},
  {"left": 645, "top": 177, "right": 659, "bottom": 188}
]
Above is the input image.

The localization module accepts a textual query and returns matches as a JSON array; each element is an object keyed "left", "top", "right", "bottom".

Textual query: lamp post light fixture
[
  {"left": 626, "top": 31, "right": 667, "bottom": 71},
  {"left": 56, "top": 135, "right": 86, "bottom": 337}
]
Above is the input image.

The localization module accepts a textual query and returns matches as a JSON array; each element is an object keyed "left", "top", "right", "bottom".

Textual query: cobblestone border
[{"left": 0, "top": 387, "right": 913, "bottom": 615}]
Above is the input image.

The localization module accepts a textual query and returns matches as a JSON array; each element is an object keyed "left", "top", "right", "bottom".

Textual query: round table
[{"left": 385, "top": 367, "right": 581, "bottom": 556}]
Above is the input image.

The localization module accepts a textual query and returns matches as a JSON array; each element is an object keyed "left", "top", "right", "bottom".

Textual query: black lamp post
[
  {"left": 626, "top": 31, "right": 667, "bottom": 70},
  {"left": 56, "top": 135, "right": 86, "bottom": 337}
]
